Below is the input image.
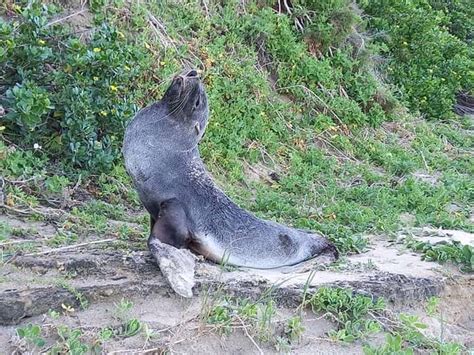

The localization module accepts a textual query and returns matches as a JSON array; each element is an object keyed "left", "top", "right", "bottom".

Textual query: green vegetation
[
  {"left": 406, "top": 237, "right": 474, "bottom": 272},
  {"left": 56, "top": 279, "right": 89, "bottom": 310},
  {"left": 306, "top": 287, "right": 384, "bottom": 341},
  {"left": 306, "top": 287, "right": 463, "bottom": 353},
  {"left": 200, "top": 287, "right": 465, "bottom": 353},
  {"left": 205, "top": 296, "right": 276, "bottom": 341},
  {"left": 13, "top": 298, "right": 150, "bottom": 353},
  {"left": 1, "top": 0, "right": 472, "bottom": 256},
  {"left": 1, "top": 1, "right": 472, "bottom": 351},
  {"left": 361, "top": 0, "right": 473, "bottom": 120},
  {"left": 1, "top": 2, "right": 151, "bottom": 172},
  {"left": 16, "top": 324, "right": 46, "bottom": 349}
]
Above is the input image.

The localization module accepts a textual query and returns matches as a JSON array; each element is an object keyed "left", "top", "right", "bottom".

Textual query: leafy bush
[
  {"left": 1, "top": 2, "right": 153, "bottom": 173},
  {"left": 364, "top": 334, "right": 414, "bottom": 355},
  {"left": 429, "top": 0, "right": 474, "bottom": 43},
  {"left": 361, "top": 0, "right": 473, "bottom": 120},
  {"left": 291, "top": 0, "right": 360, "bottom": 54},
  {"left": 240, "top": 6, "right": 391, "bottom": 127},
  {"left": 16, "top": 324, "right": 45, "bottom": 348}
]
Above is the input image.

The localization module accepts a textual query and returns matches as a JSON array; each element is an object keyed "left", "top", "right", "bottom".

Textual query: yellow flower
[
  {"left": 93, "top": 47, "right": 101, "bottom": 53},
  {"left": 37, "top": 39, "right": 46, "bottom": 45},
  {"left": 403, "top": 41, "right": 408, "bottom": 45},
  {"left": 109, "top": 85, "right": 118, "bottom": 92},
  {"left": 100, "top": 111, "right": 108, "bottom": 117},
  {"left": 117, "top": 31, "right": 125, "bottom": 39},
  {"left": 144, "top": 42, "right": 151, "bottom": 49},
  {"left": 124, "top": 66, "right": 130, "bottom": 71},
  {"left": 160, "top": 61, "right": 166, "bottom": 66},
  {"left": 93, "top": 76, "right": 99, "bottom": 81},
  {"left": 0, "top": 126, "right": 5, "bottom": 131}
]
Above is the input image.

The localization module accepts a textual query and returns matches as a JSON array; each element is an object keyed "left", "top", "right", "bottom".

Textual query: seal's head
[{"left": 161, "top": 69, "right": 209, "bottom": 145}]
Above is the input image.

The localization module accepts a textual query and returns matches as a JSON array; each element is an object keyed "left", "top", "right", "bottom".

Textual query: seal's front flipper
[
  {"left": 150, "top": 198, "right": 190, "bottom": 248},
  {"left": 148, "top": 198, "right": 195, "bottom": 297},
  {"left": 148, "top": 237, "right": 196, "bottom": 298}
]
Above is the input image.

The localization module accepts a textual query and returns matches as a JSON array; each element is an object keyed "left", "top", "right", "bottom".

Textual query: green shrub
[
  {"left": 291, "top": 0, "right": 360, "bottom": 54},
  {"left": 1, "top": 2, "right": 153, "bottom": 173},
  {"left": 361, "top": 0, "right": 473, "bottom": 120},
  {"left": 239, "top": 5, "right": 393, "bottom": 127},
  {"left": 429, "top": 0, "right": 474, "bottom": 43}
]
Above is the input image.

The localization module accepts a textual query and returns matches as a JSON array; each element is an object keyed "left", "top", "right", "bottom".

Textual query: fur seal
[{"left": 123, "top": 69, "right": 338, "bottom": 269}]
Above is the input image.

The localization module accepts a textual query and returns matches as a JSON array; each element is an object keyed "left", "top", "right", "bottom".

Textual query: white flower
[{"left": 33, "top": 143, "right": 42, "bottom": 150}]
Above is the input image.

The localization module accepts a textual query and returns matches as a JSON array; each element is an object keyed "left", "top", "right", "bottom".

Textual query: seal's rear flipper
[{"left": 148, "top": 237, "right": 196, "bottom": 298}]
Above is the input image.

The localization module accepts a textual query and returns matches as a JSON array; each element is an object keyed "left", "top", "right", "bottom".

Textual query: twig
[
  {"left": 147, "top": 11, "right": 178, "bottom": 51},
  {"left": 1, "top": 205, "right": 30, "bottom": 215},
  {"left": 108, "top": 348, "right": 165, "bottom": 355},
  {"left": 46, "top": 9, "right": 87, "bottom": 27},
  {"left": 278, "top": 84, "right": 346, "bottom": 127},
  {"left": 294, "top": 18, "right": 304, "bottom": 33},
  {"left": 3, "top": 177, "right": 37, "bottom": 184},
  {"left": 0, "top": 239, "right": 44, "bottom": 246},
  {"left": 419, "top": 150, "right": 429, "bottom": 171},
  {"left": 202, "top": 0, "right": 210, "bottom": 18},
  {"left": 316, "top": 135, "right": 357, "bottom": 162},
  {"left": 236, "top": 315, "right": 264, "bottom": 355},
  {"left": 282, "top": 0, "right": 292, "bottom": 14},
  {"left": 22, "top": 238, "right": 117, "bottom": 257}
]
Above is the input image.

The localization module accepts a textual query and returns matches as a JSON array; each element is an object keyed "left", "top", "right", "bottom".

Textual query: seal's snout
[
  {"left": 162, "top": 69, "right": 207, "bottom": 115},
  {"left": 177, "top": 69, "right": 199, "bottom": 84},
  {"left": 171, "top": 69, "right": 200, "bottom": 95}
]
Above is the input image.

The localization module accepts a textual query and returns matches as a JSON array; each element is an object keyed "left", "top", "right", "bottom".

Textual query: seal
[{"left": 123, "top": 69, "right": 338, "bottom": 269}]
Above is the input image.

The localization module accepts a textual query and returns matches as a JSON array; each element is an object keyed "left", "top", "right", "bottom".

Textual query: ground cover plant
[{"left": 0, "top": 0, "right": 473, "bottom": 353}]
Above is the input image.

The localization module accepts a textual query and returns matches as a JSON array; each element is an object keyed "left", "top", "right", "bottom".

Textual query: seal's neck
[{"left": 138, "top": 105, "right": 201, "bottom": 156}]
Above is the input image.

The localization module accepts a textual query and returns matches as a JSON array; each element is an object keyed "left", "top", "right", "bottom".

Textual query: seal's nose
[{"left": 185, "top": 70, "right": 198, "bottom": 78}]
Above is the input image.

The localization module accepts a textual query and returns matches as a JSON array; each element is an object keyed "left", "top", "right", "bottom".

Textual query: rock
[{"left": 148, "top": 239, "right": 196, "bottom": 298}]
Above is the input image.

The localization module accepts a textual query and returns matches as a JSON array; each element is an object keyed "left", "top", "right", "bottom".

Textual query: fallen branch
[{"left": 22, "top": 238, "right": 117, "bottom": 257}]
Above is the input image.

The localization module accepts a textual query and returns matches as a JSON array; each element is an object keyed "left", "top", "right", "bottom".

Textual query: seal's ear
[{"left": 149, "top": 199, "right": 190, "bottom": 249}]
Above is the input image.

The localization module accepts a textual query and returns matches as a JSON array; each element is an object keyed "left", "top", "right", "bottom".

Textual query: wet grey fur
[{"left": 123, "top": 71, "right": 338, "bottom": 269}]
